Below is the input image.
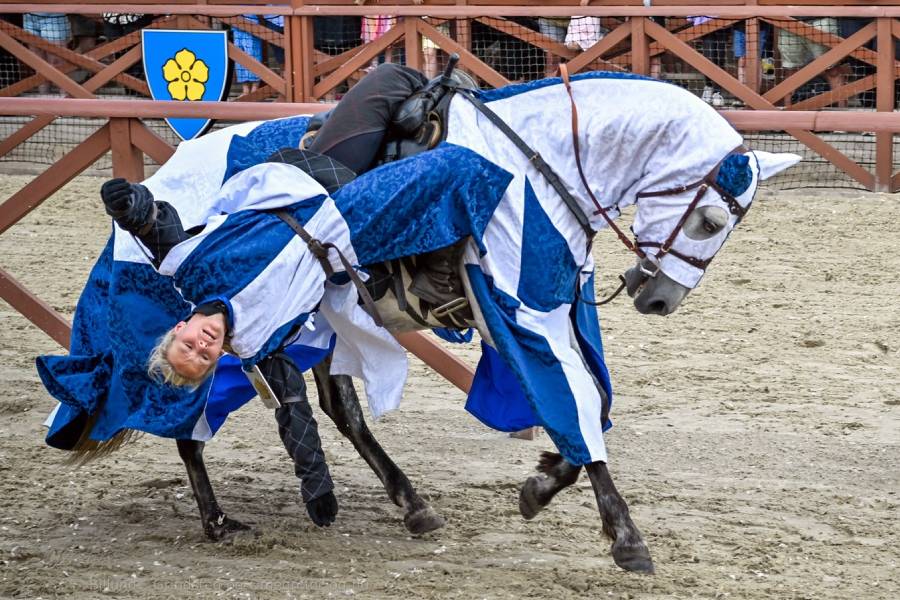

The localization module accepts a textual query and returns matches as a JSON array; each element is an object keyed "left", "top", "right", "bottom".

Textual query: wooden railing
[{"left": 3, "top": 2, "right": 900, "bottom": 350}]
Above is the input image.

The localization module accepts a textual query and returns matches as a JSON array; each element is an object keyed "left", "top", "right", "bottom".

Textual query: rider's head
[{"left": 148, "top": 312, "right": 227, "bottom": 388}]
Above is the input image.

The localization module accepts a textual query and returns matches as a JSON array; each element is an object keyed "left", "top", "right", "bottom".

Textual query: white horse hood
[{"left": 633, "top": 150, "right": 801, "bottom": 288}]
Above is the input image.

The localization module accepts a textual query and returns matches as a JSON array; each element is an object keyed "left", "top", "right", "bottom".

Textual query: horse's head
[{"left": 625, "top": 150, "right": 800, "bottom": 315}]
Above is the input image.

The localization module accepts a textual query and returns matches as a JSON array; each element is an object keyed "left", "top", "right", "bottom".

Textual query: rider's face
[{"left": 166, "top": 312, "right": 226, "bottom": 380}]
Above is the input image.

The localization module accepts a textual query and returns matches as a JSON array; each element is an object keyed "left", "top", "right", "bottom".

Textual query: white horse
[
  {"left": 49, "top": 71, "right": 799, "bottom": 573},
  {"left": 337, "top": 72, "right": 800, "bottom": 573}
]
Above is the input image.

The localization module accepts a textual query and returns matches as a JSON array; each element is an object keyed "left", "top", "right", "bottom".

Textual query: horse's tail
[{"left": 64, "top": 406, "right": 144, "bottom": 467}]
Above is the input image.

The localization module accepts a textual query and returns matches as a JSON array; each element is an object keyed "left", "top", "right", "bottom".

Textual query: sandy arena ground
[{"left": 0, "top": 174, "right": 897, "bottom": 599}]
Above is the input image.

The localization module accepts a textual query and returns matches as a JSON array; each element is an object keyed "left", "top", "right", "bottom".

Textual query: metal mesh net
[{"left": 0, "top": 14, "right": 892, "bottom": 191}]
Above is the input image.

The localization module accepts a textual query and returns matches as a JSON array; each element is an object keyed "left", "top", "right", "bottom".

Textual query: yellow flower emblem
[{"left": 162, "top": 48, "right": 209, "bottom": 101}]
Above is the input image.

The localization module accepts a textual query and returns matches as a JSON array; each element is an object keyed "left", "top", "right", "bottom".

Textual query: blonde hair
[{"left": 147, "top": 328, "right": 216, "bottom": 389}]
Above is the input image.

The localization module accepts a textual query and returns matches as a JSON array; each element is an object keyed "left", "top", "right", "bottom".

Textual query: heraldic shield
[{"left": 142, "top": 30, "right": 230, "bottom": 140}]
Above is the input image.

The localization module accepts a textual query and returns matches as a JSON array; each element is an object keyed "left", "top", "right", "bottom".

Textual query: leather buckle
[
  {"left": 639, "top": 258, "right": 661, "bottom": 278},
  {"left": 432, "top": 297, "right": 469, "bottom": 318}
]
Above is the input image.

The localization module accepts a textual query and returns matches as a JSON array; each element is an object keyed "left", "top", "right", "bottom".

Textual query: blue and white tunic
[{"left": 155, "top": 162, "right": 408, "bottom": 414}]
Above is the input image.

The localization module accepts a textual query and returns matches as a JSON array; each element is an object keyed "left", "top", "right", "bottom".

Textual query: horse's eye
[{"left": 703, "top": 219, "right": 719, "bottom": 233}]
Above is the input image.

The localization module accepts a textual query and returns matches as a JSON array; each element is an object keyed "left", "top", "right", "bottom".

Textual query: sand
[{"left": 0, "top": 175, "right": 897, "bottom": 599}]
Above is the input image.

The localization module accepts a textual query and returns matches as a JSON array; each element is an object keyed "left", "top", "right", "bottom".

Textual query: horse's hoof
[
  {"left": 205, "top": 514, "right": 251, "bottom": 541},
  {"left": 519, "top": 476, "right": 545, "bottom": 520},
  {"left": 611, "top": 538, "right": 655, "bottom": 574},
  {"left": 404, "top": 506, "right": 445, "bottom": 535}
]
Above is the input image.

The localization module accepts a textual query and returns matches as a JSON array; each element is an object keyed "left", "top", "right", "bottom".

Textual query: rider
[
  {"left": 100, "top": 63, "right": 467, "bottom": 525},
  {"left": 101, "top": 165, "right": 343, "bottom": 528}
]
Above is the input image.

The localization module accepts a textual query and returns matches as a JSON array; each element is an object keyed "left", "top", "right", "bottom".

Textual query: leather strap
[
  {"left": 271, "top": 209, "right": 384, "bottom": 327},
  {"left": 559, "top": 64, "right": 645, "bottom": 260},
  {"left": 635, "top": 242, "right": 712, "bottom": 270}
]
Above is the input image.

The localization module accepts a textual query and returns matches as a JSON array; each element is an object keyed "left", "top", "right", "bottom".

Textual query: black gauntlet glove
[
  {"left": 100, "top": 178, "right": 155, "bottom": 232},
  {"left": 306, "top": 490, "right": 338, "bottom": 527}
]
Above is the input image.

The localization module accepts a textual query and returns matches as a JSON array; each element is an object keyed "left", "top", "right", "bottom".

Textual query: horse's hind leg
[
  {"left": 585, "top": 461, "right": 654, "bottom": 573},
  {"left": 176, "top": 439, "right": 250, "bottom": 541},
  {"left": 519, "top": 451, "right": 582, "bottom": 519},
  {"left": 311, "top": 360, "right": 445, "bottom": 535}
]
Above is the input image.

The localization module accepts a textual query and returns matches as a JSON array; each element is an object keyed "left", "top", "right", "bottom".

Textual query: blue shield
[{"left": 142, "top": 29, "right": 230, "bottom": 140}]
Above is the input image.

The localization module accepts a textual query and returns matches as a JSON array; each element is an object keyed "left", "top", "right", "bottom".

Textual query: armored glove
[
  {"left": 100, "top": 178, "right": 155, "bottom": 232},
  {"left": 306, "top": 490, "right": 339, "bottom": 527}
]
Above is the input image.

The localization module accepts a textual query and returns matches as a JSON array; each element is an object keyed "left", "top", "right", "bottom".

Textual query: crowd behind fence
[{"left": 1, "top": 7, "right": 900, "bottom": 191}]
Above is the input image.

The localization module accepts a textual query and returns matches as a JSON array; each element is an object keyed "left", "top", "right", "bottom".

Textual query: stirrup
[{"left": 432, "top": 297, "right": 469, "bottom": 318}]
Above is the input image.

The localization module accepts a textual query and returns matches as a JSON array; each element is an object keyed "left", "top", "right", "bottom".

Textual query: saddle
[{"left": 301, "top": 60, "right": 478, "bottom": 326}]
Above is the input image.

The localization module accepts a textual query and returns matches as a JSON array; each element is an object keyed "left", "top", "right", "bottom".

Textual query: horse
[{"left": 42, "top": 71, "right": 799, "bottom": 574}]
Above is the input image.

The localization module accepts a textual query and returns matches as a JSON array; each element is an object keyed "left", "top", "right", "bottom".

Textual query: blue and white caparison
[{"left": 38, "top": 72, "right": 800, "bottom": 469}]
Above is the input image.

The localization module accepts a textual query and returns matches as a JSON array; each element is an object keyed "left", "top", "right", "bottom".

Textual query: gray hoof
[
  {"left": 519, "top": 476, "right": 544, "bottom": 520},
  {"left": 404, "top": 506, "right": 445, "bottom": 535},
  {"left": 611, "top": 538, "right": 655, "bottom": 574}
]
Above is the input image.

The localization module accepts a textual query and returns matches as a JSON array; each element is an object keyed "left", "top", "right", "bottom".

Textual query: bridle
[
  {"left": 558, "top": 64, "right": 748, "bottom": 282},
  {"left": 458, "top": 66, "right": 748, "bottom": 305}
]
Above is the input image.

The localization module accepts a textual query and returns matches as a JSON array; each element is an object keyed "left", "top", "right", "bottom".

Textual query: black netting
[
  {"left": 746, "top": 132, "right": 875, "bottom": 190},
  {"left": 0, "top": 14, "right": 894, "bottom": 191}
]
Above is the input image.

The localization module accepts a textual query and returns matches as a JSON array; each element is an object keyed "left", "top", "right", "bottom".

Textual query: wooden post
[
  {"left": 875, "top": 17, "right": 894, "bottom": 192},
  {"left": 405, "top": 17, "right": 422, "bottom": 71},
  {"left": 746, "top": 17, "right": 760, "bottom": 93},
  {"left": 394, "top": 331, "right": 474, "bottom": 394},
  {"left": 297, "top": 16, "right": 315, "bottom": 102},
  {"left": 110, "top": 117, "right": 144, "bottom": 182},
  {"left": 631, "top": 17, "right": 650, "bottom": 76},
  {"left": 283, "top": 15, "right": 295, "bottom": 102}
]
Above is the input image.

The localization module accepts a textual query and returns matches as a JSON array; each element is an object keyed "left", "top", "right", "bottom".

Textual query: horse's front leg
[
  {"left": 311, "top": 360, "right": 445, "bottom": 534},
  {"left": 585, "top": 461, "right": 654, "bottom": 573},
  {"left": 519, "top": 451, "right": 582, "bottom": 519},
  {"left": 175, "top": 439, "right": 251, "bottom": 540}
]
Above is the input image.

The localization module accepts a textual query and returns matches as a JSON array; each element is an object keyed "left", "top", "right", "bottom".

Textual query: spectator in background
[
  {"left": 233, "top": 16, "right": 262, "bottom": 96},
  {"left": 101, "top": 13, "right": 153, "bottom": 42},
  {"left": 362, "top": 15, "right": 397, "bottom": 71},
  {"left": 260, "top": 14, "right": 285, "bottom": 67},
  {"left": 537, "top": 17, "right": 569, "bottom": 78},
  {"left": 313, "top": 17, "right": 363, "bottom": 100},
  {"left": 565, "top": 16, "right": 607, "bottom": 52},
  {"left": 102, "top": 13, "right": 155, "bottom": 94},
  {"left": 777, "top": 17, "right": 848, "bottom": 106},
  {"left": 422, "top": 18, "right": 451, "bottom": 79},
  {"left": 23, "top": 12, "right": 71, "bottom": 95},
  {"left": 733, "top": 21, "right": 773, "bottom": 86},
  {"left": 689, "top": 16, "right": 726, "bottom": 107},
  {"left": 69, "top": 15, "right": 99, "bottom": 56}
]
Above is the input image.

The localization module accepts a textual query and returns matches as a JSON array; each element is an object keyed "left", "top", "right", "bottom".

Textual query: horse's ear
[{"left": 752, "top": 151, "right": 802, "bottom": 181}]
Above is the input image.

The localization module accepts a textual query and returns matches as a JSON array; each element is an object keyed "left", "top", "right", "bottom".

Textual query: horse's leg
[
  {"left": 519, "top": 451, "right": 582, "bottom": 520},
  {"left": 311, "top": 360, "right": 445, "bottom": 534},
  {"left": 175, "top": 439, "right": 250, "bottom": 541},
  {"left": 584, "top": 461, "right": 654, "bottom": 573}
]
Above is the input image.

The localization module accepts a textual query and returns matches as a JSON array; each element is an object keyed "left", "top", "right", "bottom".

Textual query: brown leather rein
[{"left": 558, "top": 64, "right": 748, "bottom": 284}]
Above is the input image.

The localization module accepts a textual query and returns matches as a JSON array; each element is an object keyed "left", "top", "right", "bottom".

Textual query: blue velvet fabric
[
  {"left": 715, "top": 153, "right": 753, "bottom": 198},
  {"left": 466, "top": 340, "right": 538, "bottom": 432},
  {"left": 171, "top": 197, "right": 326, "bottom": 367},
  {"left": 222, "top": 115, "right": 309, "bottom": 184},
  {"left": 517, "top": 177, "right": 578, "bottom": 312},
  {"left": 333, "top": 142, "right": 513, "bottom": 263},
  {"left": 35, "top": 239, "right": 220, "bottom": 448},
  {"left": 432, "top": 327, "right": 474, "bottom": 344},
  {"left": 464, "top": 264, "right": 602, "bottom": 465}
]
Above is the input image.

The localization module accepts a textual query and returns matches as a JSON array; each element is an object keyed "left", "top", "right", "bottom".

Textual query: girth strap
[
  {"left": 457, "top": 88, "right": 595, "bottom": 241},
  {"left": 271, "top": 209, "right": 384, "bottom": 328}
]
